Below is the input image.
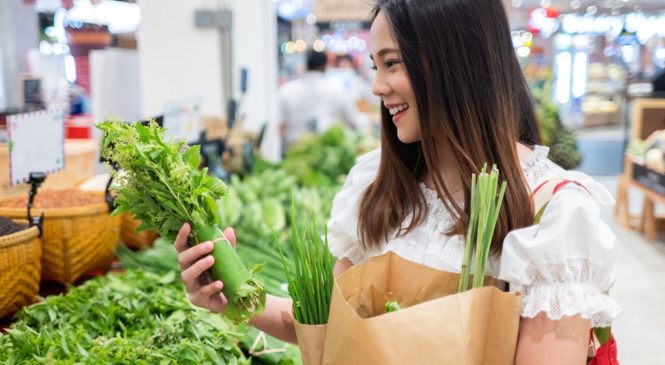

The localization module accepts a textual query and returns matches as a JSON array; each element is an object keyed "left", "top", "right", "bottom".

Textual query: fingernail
[
  {"left": 207, "top": 255, "right": 214, "bottom": 264},
  {"left": 204, "top": 242, "right": 213, "bottom": 251}
]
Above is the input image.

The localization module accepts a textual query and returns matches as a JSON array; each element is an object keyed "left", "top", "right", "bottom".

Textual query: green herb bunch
[
  {"left": 98, "top": 120, "right": 265, "bottom": 324},
  {"left": 98, "top": 121, "right": 225, "bottom": 240}
]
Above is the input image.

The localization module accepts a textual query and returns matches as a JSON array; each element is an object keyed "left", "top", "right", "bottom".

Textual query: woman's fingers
[
  {"left": 174, "top": 223, "right": 191, "bottom": 253},
  {"left": 180, "top": 255, "right": 215, "bottom": 288},
  {"left": 177, "top": 241, "right": 213, "bottom": 271},
  {"left": 191, "top": 280, "right": 224, "bottom": 304},
  {"left": 223, "top": 227, "right": 236, "bottom": 247}
]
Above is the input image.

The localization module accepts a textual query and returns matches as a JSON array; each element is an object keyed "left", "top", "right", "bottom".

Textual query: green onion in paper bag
[
  {"left": 458, "top": 164, "right": 507, "bottom": 292},
  {"left": 277, "top": 202, "right": 335, "bottom": 325}
]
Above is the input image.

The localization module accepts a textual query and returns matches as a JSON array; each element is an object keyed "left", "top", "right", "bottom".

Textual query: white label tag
[
  {"left": 7, "top": 110, "right": 65, "bottom": 185},
  {"left": 162, "top": 97, "right": 202, "bottom": 143}
]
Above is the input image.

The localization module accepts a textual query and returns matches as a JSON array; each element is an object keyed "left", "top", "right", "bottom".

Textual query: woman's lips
[{"left": 392, "top": 108, "right": 407, "bottom": 123}]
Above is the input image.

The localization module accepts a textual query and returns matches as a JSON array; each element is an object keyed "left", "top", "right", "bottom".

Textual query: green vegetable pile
[
  {"left": 278, "top": 124, "right": 374, "bottom": 188},
  {"left": 219, "top": 169, "right": 337, "bottom": 297},
  {"left": 0, "top": 270, "right": 249, "bottom": 365},
  {"left": 116, "top": 237, "right": 180, "bottom": 274},
  {"left": 1, "top": 123, "right": 372, "bottom": 365},
  {"left": 98, "top": 120, "right": 265, "bottom": 324}
]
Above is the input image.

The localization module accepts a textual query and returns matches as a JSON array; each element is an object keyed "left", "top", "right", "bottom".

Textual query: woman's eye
[
  {"left": 370, "top": 64, "right": 378, "bottom": 71},
  {"left": 384, "top": 60, "right": 401, "bottom": 70}
]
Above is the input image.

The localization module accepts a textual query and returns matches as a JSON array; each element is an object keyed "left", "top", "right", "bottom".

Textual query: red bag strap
[{"left": 532, "top": 178, "right": 590, "bottom": 224}]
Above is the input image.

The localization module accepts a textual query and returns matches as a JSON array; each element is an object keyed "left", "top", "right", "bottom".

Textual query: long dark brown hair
[{"left": 358, "top": 0, "right": 541, "bottom": 254}]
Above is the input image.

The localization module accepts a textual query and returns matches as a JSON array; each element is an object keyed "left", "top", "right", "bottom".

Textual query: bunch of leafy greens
[
  {"left": 98, "top": 120, "right": 264, "bottom": 324},
  {"left": 0, "top": 270, "right": 249, "bottom": 365},
  {"left": 98, "top": 121, "right": 225, "bottom": 240}
]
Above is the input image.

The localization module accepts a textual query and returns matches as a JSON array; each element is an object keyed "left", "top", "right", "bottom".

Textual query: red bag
[
  {"left": 533, "top": 178, "right": 619, "bottom": 365},
  {"left": 589, "top": 331, "right": 619, "bottom": 365}
]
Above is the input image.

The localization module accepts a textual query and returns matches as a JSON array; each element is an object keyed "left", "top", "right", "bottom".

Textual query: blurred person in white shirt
[{"left": 277, "top": 50, "right": 367, "bottom": 154}]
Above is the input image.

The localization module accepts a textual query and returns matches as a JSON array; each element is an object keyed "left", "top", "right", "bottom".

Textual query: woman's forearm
[
  {"left": 249, "top": 294, "right": 298, "bottom": 344},
  {"left": 248, "top": 258, "right": 353, "bottom": 344},
  {"left": 515, "top": 313, "right": 590, "bottom": 365}
]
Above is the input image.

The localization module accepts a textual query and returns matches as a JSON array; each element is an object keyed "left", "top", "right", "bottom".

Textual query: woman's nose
[{"left": 371, "top": 74, "right": 390, "bottom": 97}]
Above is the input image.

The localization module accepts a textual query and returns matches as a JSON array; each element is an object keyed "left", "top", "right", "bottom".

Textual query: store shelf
[{"left": 582, "top": 62, "right": 625, "bottom": 128}]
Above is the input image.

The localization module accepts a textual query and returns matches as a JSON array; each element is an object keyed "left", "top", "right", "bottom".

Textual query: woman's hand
[{"left": 174, "top": 223, "right": 237, "bottom": 313}]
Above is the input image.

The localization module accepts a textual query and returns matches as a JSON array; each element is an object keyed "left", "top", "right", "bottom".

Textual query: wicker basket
[
  {"left": 121, "top": 212, "right": 159, "bottom": 250},
  {"left": 0, "top": 224, "right": 41, "bottom": 318},
  {"left": 0, "top": 191, "right": 120, "bottom": 284}
]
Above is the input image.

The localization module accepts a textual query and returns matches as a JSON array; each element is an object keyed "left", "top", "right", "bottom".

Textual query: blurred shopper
[
  {"left": 277, "top": 49, "right": 367, "bottom": 153},
  {"left": 326, "top": 54, "right": 366, "bottom": 104}
]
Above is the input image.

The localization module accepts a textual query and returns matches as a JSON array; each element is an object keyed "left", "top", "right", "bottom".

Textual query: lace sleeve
[{"left": 499, "top": 181, "right": 622, "bottom": 327}]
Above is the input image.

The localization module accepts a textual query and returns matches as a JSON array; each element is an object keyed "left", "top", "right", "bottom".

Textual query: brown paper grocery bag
[
  {"left": 294, "top": 322, "right": 327, "bottom": 365},
  {"left": 320, "top": 252, "right": 521, "bottom": 365}
]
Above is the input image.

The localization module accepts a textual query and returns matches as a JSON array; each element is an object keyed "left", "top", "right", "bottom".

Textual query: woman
[{"left": 175, "top": 0, "right": 621, "bottom": 363}]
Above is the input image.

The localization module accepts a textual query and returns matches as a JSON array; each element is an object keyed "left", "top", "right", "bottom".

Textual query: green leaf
[
  {"left": 183, "top": 145, "right": 201, "bottom": 169},
  {"left": 135, "top": 122, "right": 150, "bottom": 142}
]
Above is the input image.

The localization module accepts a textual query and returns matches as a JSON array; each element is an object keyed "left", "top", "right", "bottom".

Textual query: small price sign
[
  {"left": 162, "top": 98, "right": 202, "bottom": 143},
  {"left": 7, "top": 110, "right": 65, "bottom": 185}
]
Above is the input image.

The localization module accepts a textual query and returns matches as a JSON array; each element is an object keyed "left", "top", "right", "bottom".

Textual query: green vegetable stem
[
  {"left": 97, "top": 120, "right": 265, "bottom": 323},
  {"left": 458, "top": 164, "right": 507, "bottom": 292},
  {"left": 195, "top": 224, "right": 265, "bottom": 320}
]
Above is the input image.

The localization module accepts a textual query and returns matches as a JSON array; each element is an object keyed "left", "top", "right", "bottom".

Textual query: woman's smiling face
[{"left": 370, "top": 10, "right": 420, "bottom": 144}]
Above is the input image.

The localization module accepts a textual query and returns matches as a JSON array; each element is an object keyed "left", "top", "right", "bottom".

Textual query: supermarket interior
[{"left": 1, "top": 0, "right": 665, "bottom": 364}]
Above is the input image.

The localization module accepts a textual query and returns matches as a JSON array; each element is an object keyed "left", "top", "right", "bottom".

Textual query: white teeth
[{"left": 388, "top": 104, "right": 409, "bottom": 116}]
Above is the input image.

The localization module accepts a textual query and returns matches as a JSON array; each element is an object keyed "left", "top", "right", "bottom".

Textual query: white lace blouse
[{"left": 327, "top": 146, "right": 622, "bottom": 328}]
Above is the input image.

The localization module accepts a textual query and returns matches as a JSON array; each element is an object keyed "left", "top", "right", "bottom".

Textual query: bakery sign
[{"left": 314, "top": 0, "right": 373, "bottom": 22}]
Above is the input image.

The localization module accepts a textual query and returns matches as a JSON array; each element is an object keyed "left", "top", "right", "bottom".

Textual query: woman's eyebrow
[{"left": 369, "top": 48, "right": 399, "bottom": 60}]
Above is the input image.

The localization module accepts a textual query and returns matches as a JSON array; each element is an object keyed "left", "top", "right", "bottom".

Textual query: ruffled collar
[
  {"left": 419, "top": 144, "right": 550, "bottom": 202},
  {"left": 520, "top": 145, "right": 550, "bottom": 169}
]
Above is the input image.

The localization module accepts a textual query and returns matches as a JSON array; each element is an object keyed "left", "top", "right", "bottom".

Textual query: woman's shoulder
[
  {"left": 520, "top": 145, "right": 564, "bottom": 189},
  {"left": 336, "top": 148, "right": 382, "bottom": 193},
  {"left": 327, "top": 148, "right": 381, "bottom": 264},
  {"left": 521, "top": 145, "right": 614, "bottom": 206}
]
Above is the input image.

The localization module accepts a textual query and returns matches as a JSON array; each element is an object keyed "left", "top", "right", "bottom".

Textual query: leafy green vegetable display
[
  {"left": 279, "top": 124, "right": 368, "bottom": 188},
  {"left": 98, "top": 120, "right": 265, "bottom": 324},
  {"left": 0, "top": 270, "right": 249, "bottom": 365},
  {"left": 116, "top": 237, "right": 180, "bottom": 274},
  {"left": 2, "top": 123, "right": 376, "bottom": 365},
  {"left": 116, "top": 237, "right": 301, "bottom": 364},
  {"left": 218, "top": 169, "right": 338, "bottom": 298}
]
